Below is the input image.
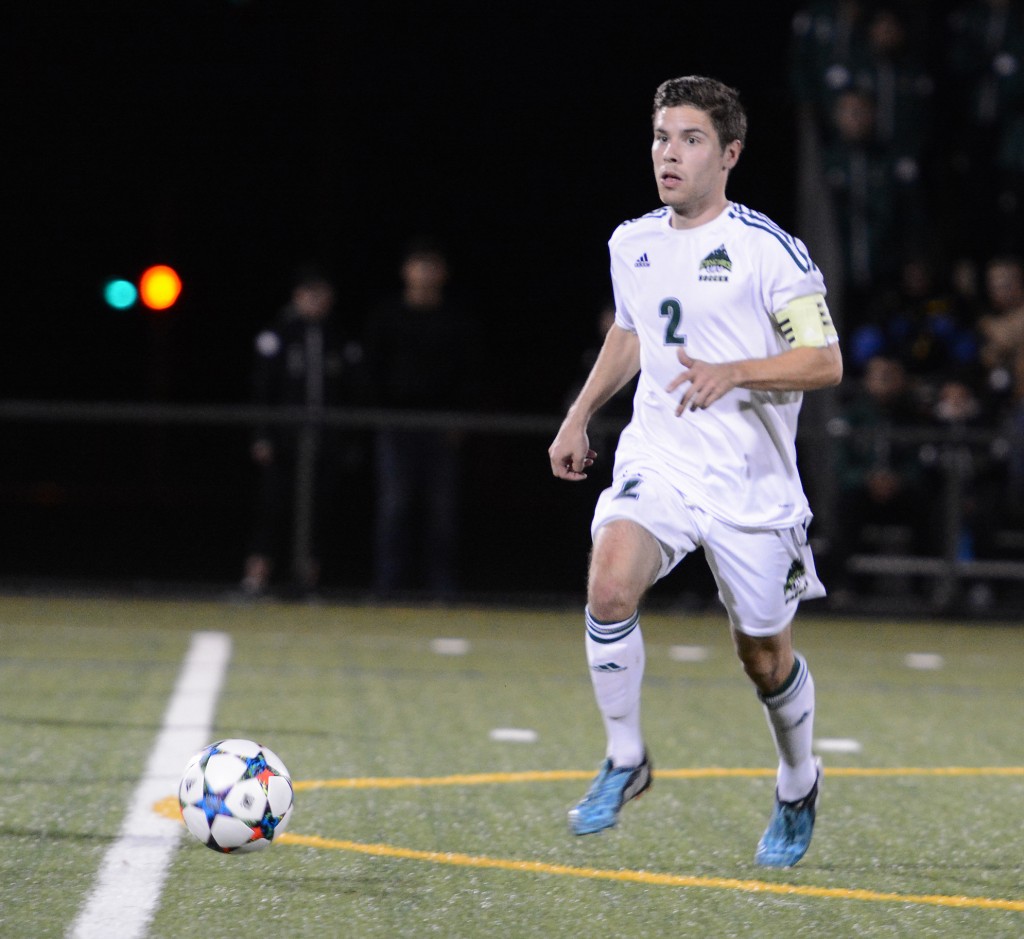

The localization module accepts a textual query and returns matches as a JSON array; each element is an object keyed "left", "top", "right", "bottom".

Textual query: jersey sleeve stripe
[
  {"left": 730, "top": 214, "right": 811, "bottom": 273},
  {"left": 730, "top": 204, "right": 814, "bottom": 272}
]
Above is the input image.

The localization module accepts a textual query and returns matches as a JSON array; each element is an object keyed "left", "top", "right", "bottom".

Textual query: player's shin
[
  {"left": 584, "top": 607, "right": 646, "bottom": 769},
  {"left": 759, "top": 652, "right": 817, "bottom": 801}
]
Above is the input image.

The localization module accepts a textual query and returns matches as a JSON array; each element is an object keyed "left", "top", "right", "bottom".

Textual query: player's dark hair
[{"left": 652, "top": 76, "right": 747, "bottom": 149}]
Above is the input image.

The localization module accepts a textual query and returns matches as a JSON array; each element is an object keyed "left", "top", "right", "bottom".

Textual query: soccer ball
[{"left": 178, "top": 738, "right": 294, "bottom": 853}]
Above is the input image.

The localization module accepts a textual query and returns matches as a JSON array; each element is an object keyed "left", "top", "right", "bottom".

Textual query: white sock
[
  {"left": 585, "top": 606, "right": 645, "bottom": 768},
  {"left": 759, "top": 653, "right": 817, "bottom": 802}
]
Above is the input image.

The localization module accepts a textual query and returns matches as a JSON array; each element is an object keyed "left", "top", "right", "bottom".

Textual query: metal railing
[
  {"left": 0, "top": 399, "right": 594, "bottom": 593},
  {"left": 825, "top": 417, "right": 1024, "bottom": 609},
  {"left": 1, "top": 398, "right": 1021, "bottom": 607}
]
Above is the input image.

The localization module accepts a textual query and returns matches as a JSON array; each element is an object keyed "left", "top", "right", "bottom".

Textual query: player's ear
[{"left": 721, "top": 139, "right": 742, "bottom": 170}]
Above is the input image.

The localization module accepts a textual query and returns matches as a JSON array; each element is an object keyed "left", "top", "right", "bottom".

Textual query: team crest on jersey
[
  {"left": 613, "top": 476, "right": 643, "bottom": 500},
  {"left": 783, "top": 559, "right": 809, "bottom": 603},
  {"left": 698, "top": 244, "right": 732, "bottom": 282}
]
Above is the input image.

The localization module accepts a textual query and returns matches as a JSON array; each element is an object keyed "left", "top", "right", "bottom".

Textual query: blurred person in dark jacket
[
  {"left": 363, "top": 240, "right": 483, "bottom": 598},
  {"left": 847, "top": 256, "right": 982, "bottom": 397},
  {"left": 978, "top": 254, "right": 1024, "bottom": 401},
  {"left": 241, "top": 265, "right": 366, "bottom": 597},
  {"left": 977, "top": 255, "right": 1024, "bottom": 511},
  {"left": 834, "top": 354, "right": 934, "bottom": 591},
  {"left": 944, "top": 0, "right": 1024, "bottom": 256},
  {"left": 823, "top": 89, "right": 927, "bottom": 311},
  {"left": 789, "top": 0, "right": 870, "bottom": 118},
  {"left": 851, "top": 6, "right": 935, "bottom": 161}
]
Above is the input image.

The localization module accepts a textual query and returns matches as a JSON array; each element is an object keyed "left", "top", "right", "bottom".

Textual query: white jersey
[{"left": 609, "top": 202, "right": 831, "bottom": 530}]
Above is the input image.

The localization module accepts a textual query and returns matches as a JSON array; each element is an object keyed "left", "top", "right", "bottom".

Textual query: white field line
[{"left": 68, "top": 631, "right": 232, "bottom": 939}]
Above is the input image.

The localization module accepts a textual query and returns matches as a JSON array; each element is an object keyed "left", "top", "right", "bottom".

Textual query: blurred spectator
[
  {"left": 934, "top": 378, "right": 984, "bottom": 424},
  {"left": 823, "top": 89, "right": 927, "bottom": 310},
  {"left": 946, "top": 0, "right": 1024, "bottom": 141},
  {"left": 944, "top": 0, "right": 1024, "bottom": 257},
  {"left": 978, "top": 254, "right": 1024, "bottom": 408},
  {"left": 241, "top": 265, "right": 367, "bottom": 597},
  {"left": 790, "top": 2, "right": 1024, "bottom": 597},
  {"left": 977, "top": 255, "right": 1024, "bottom": 509},
  {"left": 790, "top": 1, "right": 870, "bottom": 116},
  {"left": 994, "top": 79, "right": 1024, "bottom": 251},
  {"left": 850, "top": 6, "right": 935, "bottom": 160},
  {"left": 834, "top": 355, "right": 935, "bottom": 590},
  {"left": 848, "top": 257, "right": 982, "bottom": 401},
  {"left": 929, "top": 373, "right": 998, "bottom": 596},
  {"left": 363, "top": 239, "right": 484, "bottom": 599},
  {"left": 950, "top": 255, "right": 987, "bottom": 324}
]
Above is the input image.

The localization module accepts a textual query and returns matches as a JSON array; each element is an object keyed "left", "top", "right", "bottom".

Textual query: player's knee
[
  {"left": 587, "top": 523, "right": 660, "bottom": 622},
  {"left": 736, "top": 644, "right": 792, "bottom": 695},
  {"left": 587, "top": 573, "right": 642, "bottom": 623}
]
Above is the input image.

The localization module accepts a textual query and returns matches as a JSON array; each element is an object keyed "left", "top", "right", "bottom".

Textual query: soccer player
[{"left": 548, "top": 75, "right": 842, "bottom": 867}]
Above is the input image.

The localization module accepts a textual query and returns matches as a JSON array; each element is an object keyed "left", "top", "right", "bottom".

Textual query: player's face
[{"left": 652, "top": 106, "right": 741, "bottom": 225}]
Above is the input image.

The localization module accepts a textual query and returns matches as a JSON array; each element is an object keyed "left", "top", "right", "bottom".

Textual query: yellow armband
[{"left": 772, "top": 294, "right": 837, "bottom": 349}]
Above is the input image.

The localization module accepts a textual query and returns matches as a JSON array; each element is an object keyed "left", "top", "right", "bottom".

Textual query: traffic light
[
  {"left": 103, "top": 264, "right": 183, "bottom": 311},
  {"left": 103, "top": 278, "right": 138, "bottom": 310},
  {"left": 139, "top": 265, "right": 182, "bottom": 310}
]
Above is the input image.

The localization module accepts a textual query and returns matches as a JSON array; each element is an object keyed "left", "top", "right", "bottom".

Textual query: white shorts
[{"left": 591, "top": 468, "right": 826, "bottom": 637}]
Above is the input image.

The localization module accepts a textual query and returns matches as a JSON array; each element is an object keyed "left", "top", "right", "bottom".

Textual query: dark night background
[
  {"left": 3, "top": 2, "right": 808, "bottom": 596},
  {"left": 7, "top": 2, "right": 803, "bottom": 404}
]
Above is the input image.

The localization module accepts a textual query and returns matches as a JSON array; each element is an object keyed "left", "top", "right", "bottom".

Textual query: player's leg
[
  {"left": 734, "top": 623, "right": 822, "bottom": 869},
  {"left": 704, "top": 518, "right": 823, "bottom": 866},
  {"left": 733, "top": 625, "right": 819, "bottom": 804},
  {"left": 587, "top": 518, "right": 662, "bottom": 766},
  {"left": 569, "top": 518, "right": 661, "bottom": 834}
]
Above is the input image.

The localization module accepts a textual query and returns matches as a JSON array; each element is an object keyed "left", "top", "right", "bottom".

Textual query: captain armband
[{"left": 772, "top": 293, "right": 838, "bottom": 349}]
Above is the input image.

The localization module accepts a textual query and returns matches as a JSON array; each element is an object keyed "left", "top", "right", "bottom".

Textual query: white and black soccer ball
[{"left": 178, "top": 738, "right": 294, "bottom": 853}]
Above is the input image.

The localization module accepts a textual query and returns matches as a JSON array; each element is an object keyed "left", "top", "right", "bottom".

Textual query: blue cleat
[
  {"left": 755, "top": 758, "right": 822, "bottom": 868},
  {"left": 568, "top": 752, "right": 652, "bottom": 835}
]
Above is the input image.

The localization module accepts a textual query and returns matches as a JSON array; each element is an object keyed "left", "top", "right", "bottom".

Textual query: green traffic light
[{"left": 104, "top": 279, "right": 138, "bottom": 310}]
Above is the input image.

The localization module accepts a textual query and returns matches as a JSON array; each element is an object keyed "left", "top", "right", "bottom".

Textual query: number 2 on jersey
[{"left": 659, "top": 297, "right": 687, "bottom": 346}]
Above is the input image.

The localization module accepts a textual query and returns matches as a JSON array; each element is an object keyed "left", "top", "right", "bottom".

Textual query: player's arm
[
  {"left": 549, "top": 324, "right": 640, "bottom": 480},
  {"left": 666, "top": 293, "right": 842, "bottom": 415}
]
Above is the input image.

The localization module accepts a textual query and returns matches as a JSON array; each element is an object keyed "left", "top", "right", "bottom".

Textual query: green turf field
[{"left": 2, "top": 595, "right": 1022, "bottom": 938}]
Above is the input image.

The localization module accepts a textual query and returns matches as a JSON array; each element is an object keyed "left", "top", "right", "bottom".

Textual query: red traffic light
[{"left": 139, "top": 265, "right": 182, "bottom": 310}]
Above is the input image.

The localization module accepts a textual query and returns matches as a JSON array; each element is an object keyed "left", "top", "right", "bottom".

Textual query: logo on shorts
[
  {"left": 614, "top": 477, "right": 643, "bottom": 500},
  {"left": 698, "top": 244, "right": 732, "bottom": 282},
  {"left": 783, "top": 559, "right": 808, "bottom": 603}
]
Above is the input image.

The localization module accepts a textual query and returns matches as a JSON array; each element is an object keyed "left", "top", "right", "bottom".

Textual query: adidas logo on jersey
[
  {"left": 634, "top": 252, "right": 651, "bottom": 268},
  {"left": 591, "top": 662, "right": 627, "bottom": 672},
  {"left": 699, "top": 244, "right": 732, "bottom": 281}
]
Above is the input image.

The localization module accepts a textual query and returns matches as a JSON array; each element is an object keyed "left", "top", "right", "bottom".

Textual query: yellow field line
[
  {"left": 294, "top": 765, "right": 1024, "bottom": 791},
  {"left": 155, "top": 767, "right": 1024, "bottom": 915},
  {"left": 277, "top": 832, "right": 1024, "bottom": 913}
]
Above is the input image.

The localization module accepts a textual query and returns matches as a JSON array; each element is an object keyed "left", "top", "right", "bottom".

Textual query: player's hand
[
  {"left": 666, "top": 348, "right": 740, "bottom": 416},
  {"left": 548, "top": 424, "right": 597, "bottom": 481}
]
